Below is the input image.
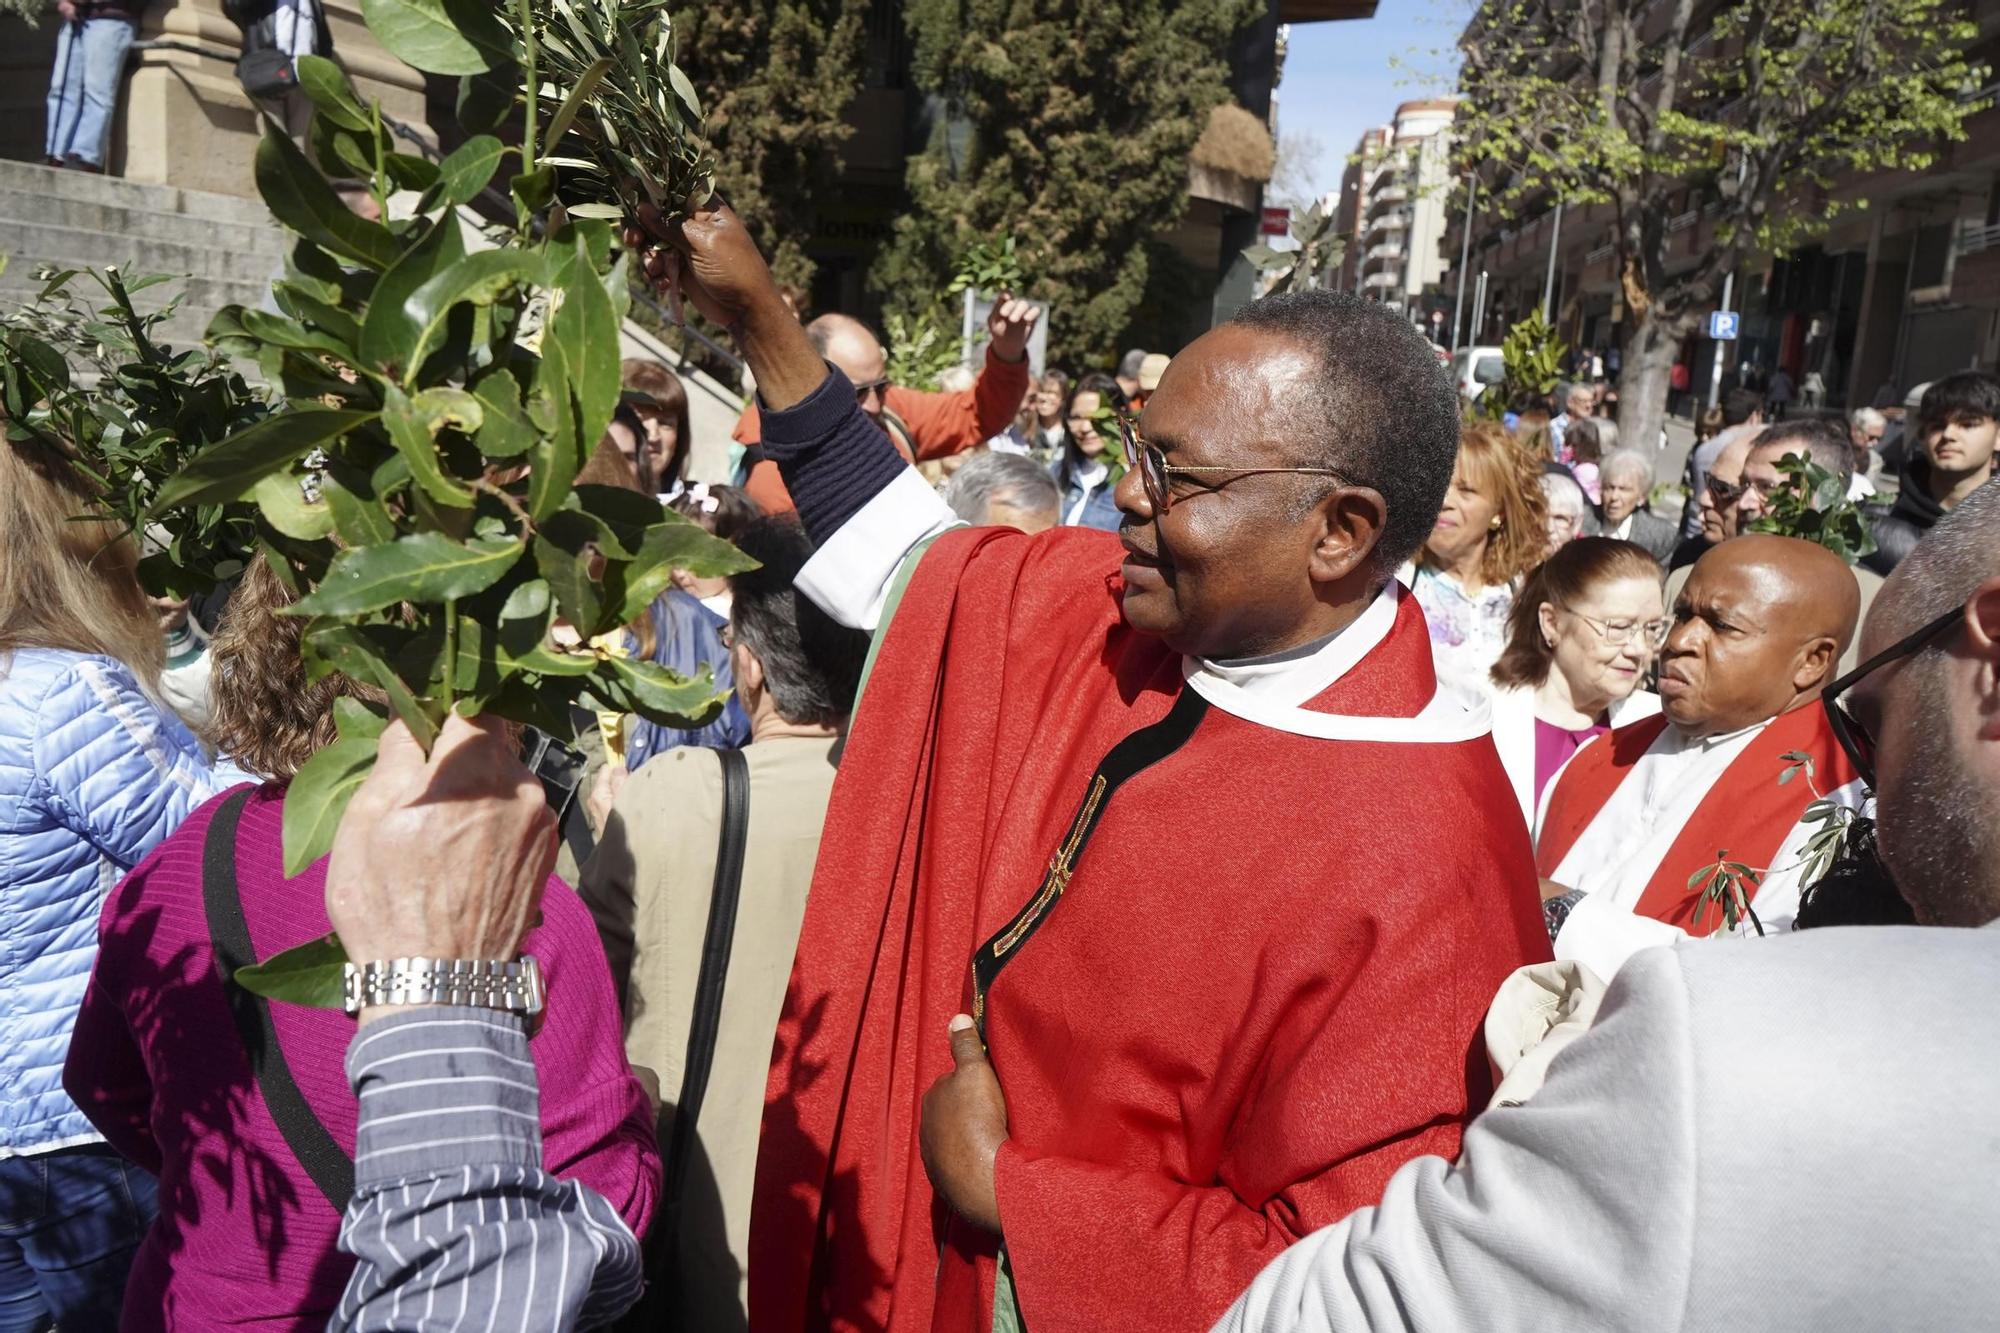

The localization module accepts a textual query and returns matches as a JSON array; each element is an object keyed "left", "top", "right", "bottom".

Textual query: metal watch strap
[{"left": 342, "top": 956, "right": 546, "bottom": 1019}]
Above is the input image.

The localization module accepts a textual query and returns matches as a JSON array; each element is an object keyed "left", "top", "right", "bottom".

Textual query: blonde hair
[
  {"left": 0, "top": 438, "right": 163, "bottom": 688},
  {"left": 1431, "top": 421, "right": 1550, "bottom": 589}
]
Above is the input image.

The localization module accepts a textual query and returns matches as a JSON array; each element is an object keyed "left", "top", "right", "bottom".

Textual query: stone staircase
[{"left": 0, "top": 158, "right": 288, "bottom": 352}]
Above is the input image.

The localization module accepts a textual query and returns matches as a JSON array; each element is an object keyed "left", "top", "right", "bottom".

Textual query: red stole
[
  {"left": 1535, "top": 704, "right": 1859, "bottom": 930},
  {"left": 750, "top": 526, "right": 1545, "bottom": 1333}
]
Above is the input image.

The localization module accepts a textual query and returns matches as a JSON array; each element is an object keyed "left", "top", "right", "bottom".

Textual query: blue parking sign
[{"left": 1708, "top": 311, "right": 1740, "bottom": 341}]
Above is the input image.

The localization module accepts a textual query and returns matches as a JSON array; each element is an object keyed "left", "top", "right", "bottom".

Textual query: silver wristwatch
[{"left": 342, "top": 956, "right": 546, "bottom": 1025}]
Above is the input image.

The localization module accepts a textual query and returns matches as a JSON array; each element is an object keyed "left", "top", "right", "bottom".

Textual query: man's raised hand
[
  {"left": 623, "top": 198, "right": 824, "bottom": 410},
  {"left": 325, "top": 713, "right": 555, "bottom": 1021},
  {"left": 988, "top": 291, "right": 1041, "bottom": 364}
]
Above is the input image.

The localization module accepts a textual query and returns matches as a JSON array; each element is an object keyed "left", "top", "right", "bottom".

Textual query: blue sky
[{"left": 1273, "top": 2, "right": 1468, "bottom": 207}]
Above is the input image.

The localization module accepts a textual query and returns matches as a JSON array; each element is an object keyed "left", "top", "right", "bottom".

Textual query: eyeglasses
[
  {"left": 1704, "top": 473, "right": 1748, "bottom": 508},
  {"left": 1821, "top": 601, "right": 1966, "bottom": 790},
  {"left": 851, "top": 376, "right": 890, "bottom": 405},
  {"left": 1560, "top": 606, "right": 1670, "bottom": 649},
  {"left": 1117, "top": 418, "right": 1354, "bottom": 515}
]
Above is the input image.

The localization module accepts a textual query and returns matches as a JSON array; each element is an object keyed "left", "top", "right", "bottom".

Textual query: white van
[{"left": 1451, "top": 346, "right": 1505, "bottom": 402}]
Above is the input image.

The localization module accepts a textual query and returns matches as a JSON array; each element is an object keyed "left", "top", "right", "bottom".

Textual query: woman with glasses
[
  {"left": 1048, "top": 372, "right": 1127, "bottom": 531},
  {"left": 1406, "top": 421, "right": 1550, "bottom": 692},
  {"left": 1488, "top": 538, "right": 1665, "bottom": 827}
]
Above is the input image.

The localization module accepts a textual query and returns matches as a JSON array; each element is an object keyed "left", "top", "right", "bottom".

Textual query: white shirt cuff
[
  {"left": 795, "top": 468, "right": 962, "bottom": 631},
  {"left": 1552, "top": 892, "right": 1688, "bottom": 984}
]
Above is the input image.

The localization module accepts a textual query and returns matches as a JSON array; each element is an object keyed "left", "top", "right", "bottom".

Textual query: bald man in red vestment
[{"left": 639, "top": 204, "right": 1548, "bottom": 1333}]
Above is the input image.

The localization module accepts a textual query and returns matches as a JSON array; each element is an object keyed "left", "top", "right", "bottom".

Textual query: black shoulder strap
[
  {"left": 201, "top": 787, "right": 356, "bottom": 1211},
  {"left": 658, "top": 747, "right": 751, "bottom": 1239}
]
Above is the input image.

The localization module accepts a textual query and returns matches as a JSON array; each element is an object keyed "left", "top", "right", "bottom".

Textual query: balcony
[
  {"left": 1362, "top": 270, "right": 1401, "bottom": 293},
  {"left": 1364, "top": 206, "right": 1406, "bottom": 234},
  {"left": 1360, "top": 214, "right": 1408, "bottom": 243},
  {"left": 1365, "top": 239, "right": 1406, "bottom": 264},
  {"left": 1368, "top": 177, "right": 1407, "bottom": 203}
]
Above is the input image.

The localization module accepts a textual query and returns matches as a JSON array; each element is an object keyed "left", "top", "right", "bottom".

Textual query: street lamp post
[
  {"left": 1451, "top": 173, "right": 1477, "bottom": 354},
  {"left": 1541, "top": 201, "right": 1564, "bottom": 322}
]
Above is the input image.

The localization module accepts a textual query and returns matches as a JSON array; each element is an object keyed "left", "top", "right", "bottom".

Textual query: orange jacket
[{"left": 734, "top": 349, "right": 1030, "bottom": 512}]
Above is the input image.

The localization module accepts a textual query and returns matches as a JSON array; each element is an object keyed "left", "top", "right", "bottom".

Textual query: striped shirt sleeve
[{"left": 332, "top": 1009, "right": 644, "bottom": 1332}]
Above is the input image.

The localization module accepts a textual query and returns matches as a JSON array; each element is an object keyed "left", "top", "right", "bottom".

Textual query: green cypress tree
[
  {"left": 674, "top": 1, "right": 871, "bottom": 288},
  {"left": 877, "top": 0, "right": 1258, "bottom": 365}
]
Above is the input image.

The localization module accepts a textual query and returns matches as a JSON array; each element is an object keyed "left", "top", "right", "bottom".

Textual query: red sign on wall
[{"left": 1260, "top": 206, "right": 1290, "bottom": 237}]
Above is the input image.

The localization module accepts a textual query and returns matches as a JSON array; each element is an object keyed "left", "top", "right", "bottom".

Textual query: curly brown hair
[{"left": 209, "top": 558, "right": 379, "bottom": 782}]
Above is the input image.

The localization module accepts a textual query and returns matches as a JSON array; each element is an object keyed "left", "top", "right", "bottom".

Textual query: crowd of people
[{"left": 4, "top": 177, "right": 1999, "bottom": 1332}]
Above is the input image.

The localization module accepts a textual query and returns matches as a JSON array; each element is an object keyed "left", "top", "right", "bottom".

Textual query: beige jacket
[{"left": 579, "top": 736, "right": 841, "bottom": 1332}]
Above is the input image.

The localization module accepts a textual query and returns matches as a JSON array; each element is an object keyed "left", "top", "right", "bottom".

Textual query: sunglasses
[
  {"left": 851, "top": 376, "right": 890, "bottom": 405},
  {"left": 1704, "top": 473, "right": 1748, "bottom": 508},
  {"left": 1821, "top": 600, "right": 1967, "bottom": 789},
  {"left": 1114, "top": 418, "right": 1353, "bottom": 515}
]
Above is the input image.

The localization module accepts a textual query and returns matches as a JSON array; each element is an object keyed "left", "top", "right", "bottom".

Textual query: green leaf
[
  {"left": 272, "top": 281, "right": 362, "bottom": 349},
  {"left": 294, "top": 54, "right": 370, "bottom": 131},
  {"left": 402, "top": 250, "right": 545, "bottom": 375},
  {"left": 381, "top": 384, "right": 478, "bottom": 508},
  {"left": 543, "top": 57, "right": 616, "bottom": 150},
  {"left": 437, "top": 134, "right": 507, "bottom": 206},
  {"left": 546, "top": 230, "right": 619, "bottom": 459},
  {"left": 608, "top": 517, "right": 760, "bottom": 624},
  {"left": 255, "top": 126, "right": 400, "bottom": 271},
  {"left": 280, "top": 731, "right": 380, "bottom": 877},
  {"left": 360, "top": 0, "right": 514, "bottom": 75},
  {"left": 252, "top": 470, "right": 335, "bottom": 540},
  {"left": 151, "top": 408, "right": 377, "bottom": 512},
  {"left": 289, "top": 533, "right": 522, "bottom": 617},
  {"left": 524, "top": 361, "right": 578, "bottom": 522},
  {"left": 299, "top": 619, "right": 441, "bottom": 746},
  {"left": 321, "top": 461, "right": 399, "bottom": 547},
  {"left": 511, "top": 164, "right": 557, "bottom": 217},
  {"left": 384, "top": 152, "right": 443, "bottom": 192},
  {"left": 332, "top": 696, "right": 388, "bottom": 741},
  {"left": 469, "top": 369, "right": 536, "bottom": 458},
  {"left": 667, "top": 64, "right": 703, "bottom": 123},
  {"left": 533, "top": 526, "right": 603, "bottom": 635},
  {"left": 232, "top": 933, "right": 349, "bottom": 1008},
  {"left": 591, "top": 654, "right": 726, "bottom": 728},
  {"left": 456, "top": 65, "right": 518, "bottom": 136},
  {"left": 358, "top": 211, "right": 469, "bottom": 375}
]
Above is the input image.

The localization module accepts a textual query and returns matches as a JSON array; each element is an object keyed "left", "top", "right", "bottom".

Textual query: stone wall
[{"left": 1, "top": 0, "right": 431, "bottom": 196}]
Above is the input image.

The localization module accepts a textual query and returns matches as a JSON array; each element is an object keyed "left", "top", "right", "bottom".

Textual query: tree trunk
[{"left": 1615, "top": 307, "right": 1680, "bottom": 477}]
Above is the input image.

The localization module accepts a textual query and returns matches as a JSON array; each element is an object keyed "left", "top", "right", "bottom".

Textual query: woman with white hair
[
  {"left": 1597, "top": 449, "right": 1678, "bottom": 561},
  {"left": 1848, "top": 406, "right": 1887, "bottom": 498},
  {"left": 1539, "top": 470, "right": 1590, "bottom": 558}
]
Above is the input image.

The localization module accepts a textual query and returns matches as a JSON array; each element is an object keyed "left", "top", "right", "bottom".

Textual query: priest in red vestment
[
  {"left": 639, "top": 203, "right": 1548, "bottom": 1333},
  {"left": 1537, "top": 536, "right": 1867, "bottom": 980}
]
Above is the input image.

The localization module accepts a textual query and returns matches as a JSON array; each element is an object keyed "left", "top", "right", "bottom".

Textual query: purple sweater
[{"left": 63, "top": 784, "right": 660, "bottom": 1330}]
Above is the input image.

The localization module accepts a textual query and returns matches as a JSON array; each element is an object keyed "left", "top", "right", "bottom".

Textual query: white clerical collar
[
  {"left": 1195, "top": 582, "right": 1401, "bottom": 706},
  {"left": 1663, "top": 713, "right": 1771, "bottom": 755},
  {"left": 1184, "top": 585, "right": 1495, "bottom": 744}
]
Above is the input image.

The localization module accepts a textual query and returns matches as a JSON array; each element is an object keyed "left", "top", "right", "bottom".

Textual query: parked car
[{"left": 1451, "top": 346, "right": 1505, "bottom": 402}]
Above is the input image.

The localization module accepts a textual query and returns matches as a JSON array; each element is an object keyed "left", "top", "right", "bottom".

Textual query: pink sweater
[{"left": 64, "top": 784, "right": 660, "bottom": 1330}]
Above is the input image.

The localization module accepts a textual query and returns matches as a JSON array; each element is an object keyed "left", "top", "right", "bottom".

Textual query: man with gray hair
[
  {"left": 941, "top": 449, "right": 1061, "bottom": 533},
  {"left": 1115, "top": 347, "right": 1149, "bottom": 402},
  {"left": 1848, "top": 406, "right": 1887, "bottom": 499},
  {"left": 1597, "top": 449, "right": 1676, "bottom": 562}
]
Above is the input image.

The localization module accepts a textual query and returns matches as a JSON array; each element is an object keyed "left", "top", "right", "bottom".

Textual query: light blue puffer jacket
[{"left": 0, "top": 647, "right": 223, "bottom": 1156}]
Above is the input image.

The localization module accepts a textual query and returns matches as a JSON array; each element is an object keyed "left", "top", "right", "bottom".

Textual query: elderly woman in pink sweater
[{"left": 62, "top": 563, "right": 659, "bottom": 1328}]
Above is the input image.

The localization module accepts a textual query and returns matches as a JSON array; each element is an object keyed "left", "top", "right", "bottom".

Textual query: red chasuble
[
  {"left": 1534, "top": 704, "right": 1859, "bottom": 930},
  {"left": 750, "top": 526, "right": 1548, "bottom": 1333}
]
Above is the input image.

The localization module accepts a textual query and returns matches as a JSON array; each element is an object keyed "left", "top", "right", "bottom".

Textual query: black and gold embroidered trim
[{"left": 970, "top": 687, "right": 1210, "bottom": 1035}]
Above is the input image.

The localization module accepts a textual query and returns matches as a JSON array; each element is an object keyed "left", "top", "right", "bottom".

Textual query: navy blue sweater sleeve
[{"left": 759, "top": 366, "right": 908, "bottom": 546}]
